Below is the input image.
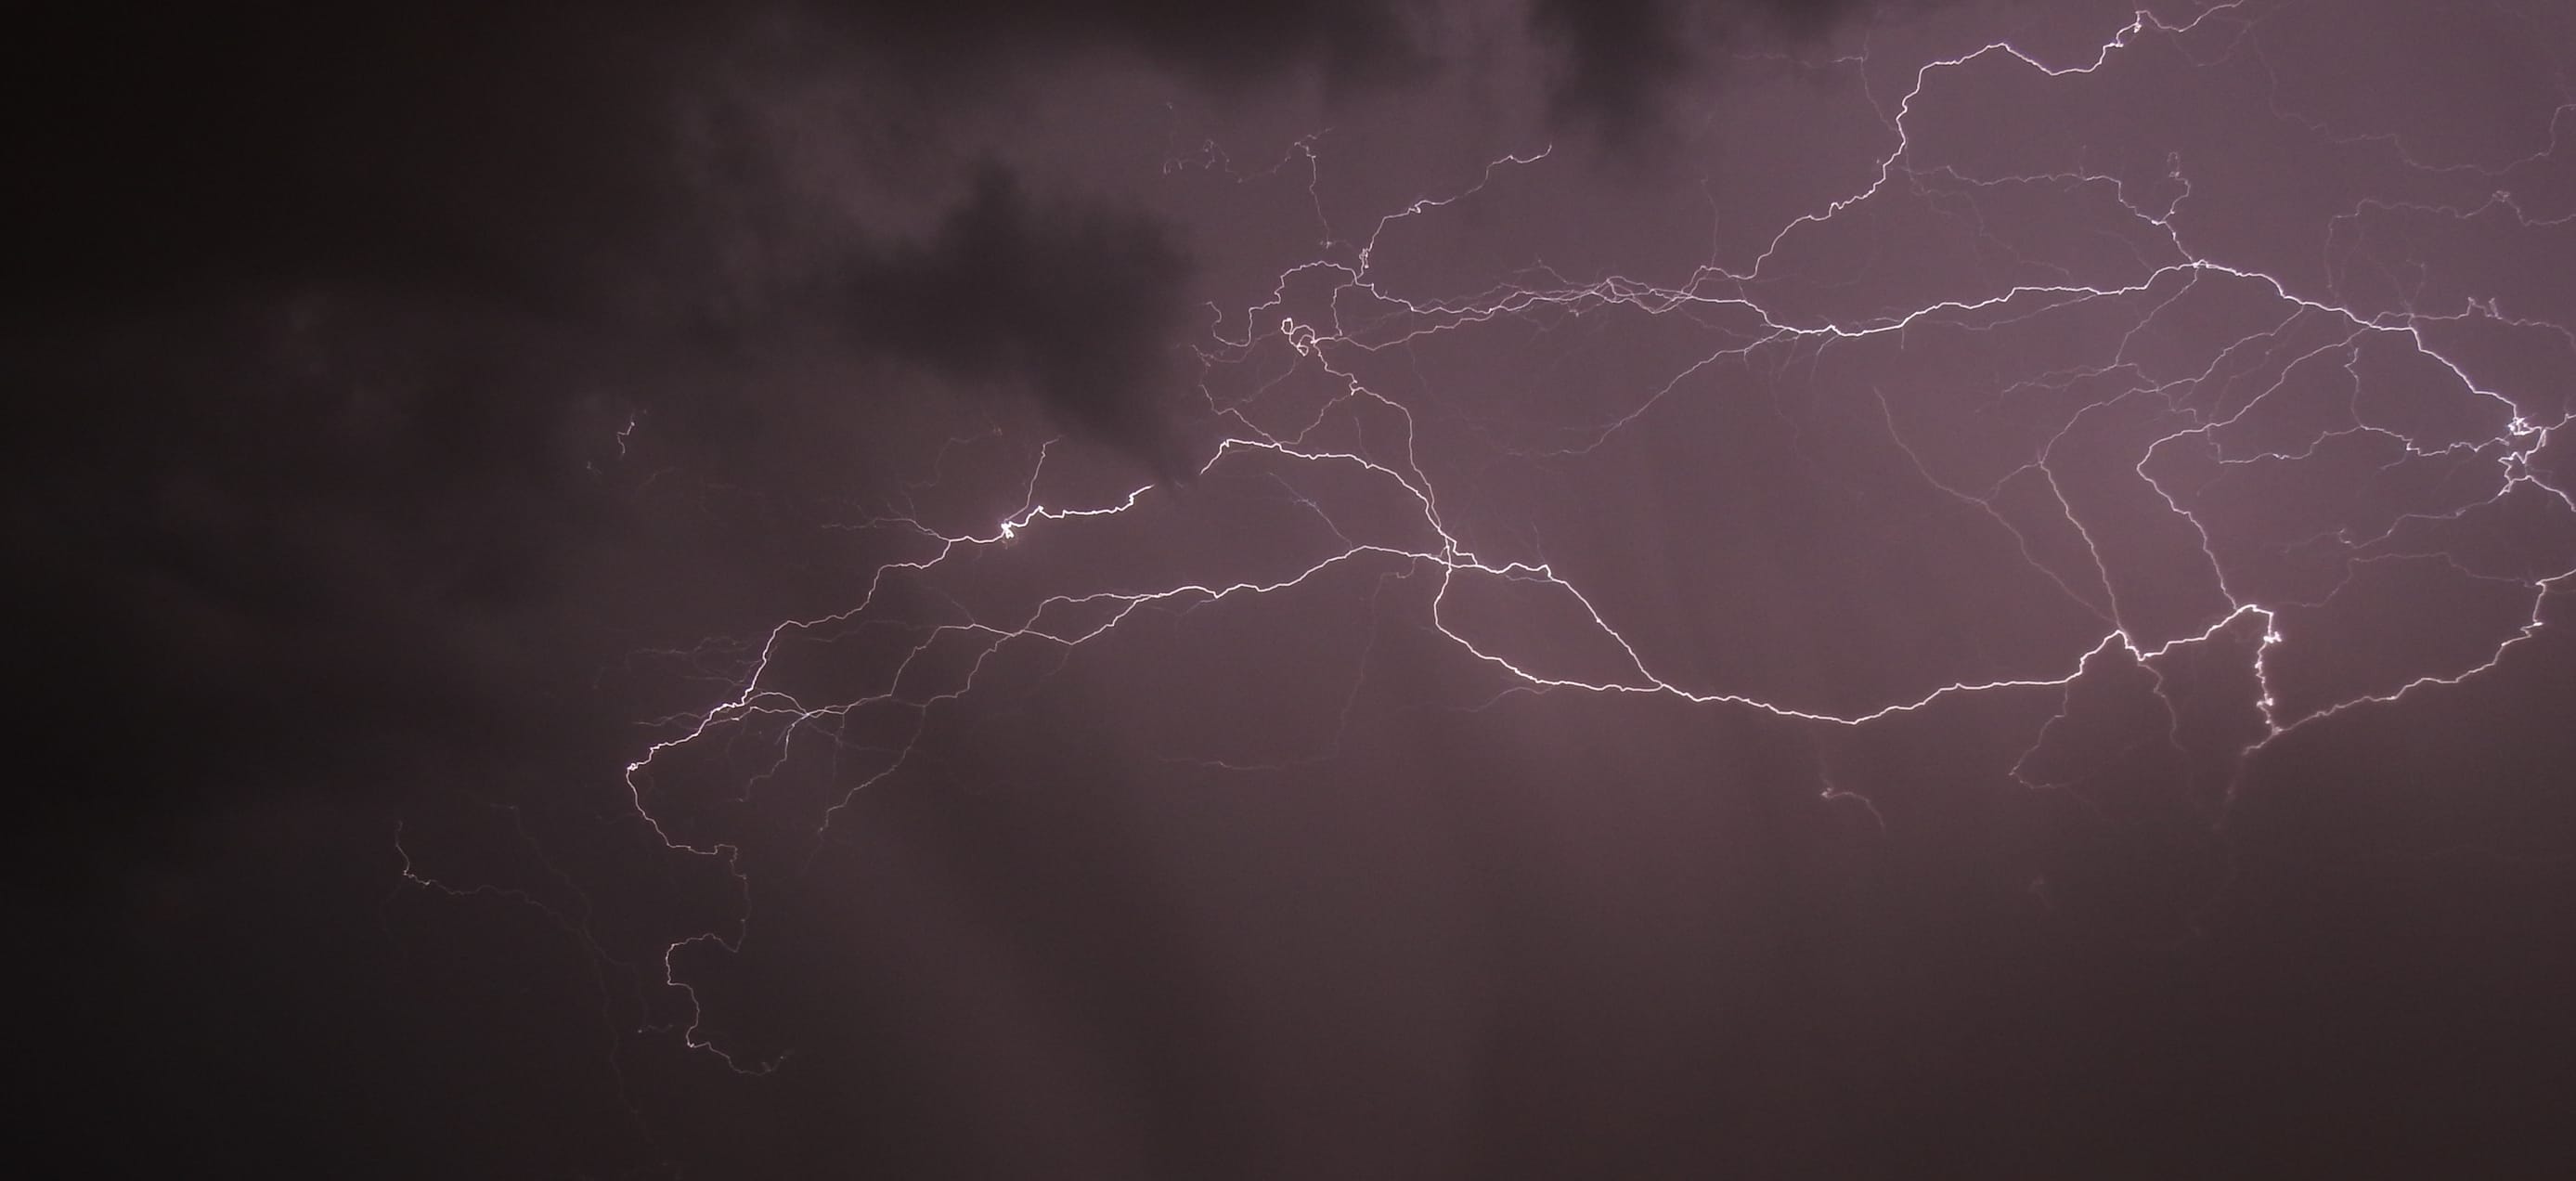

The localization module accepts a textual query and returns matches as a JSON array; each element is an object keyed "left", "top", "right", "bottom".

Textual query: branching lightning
[{"left": 400, "top": 1, "right": 2576, "bottom": 1082}]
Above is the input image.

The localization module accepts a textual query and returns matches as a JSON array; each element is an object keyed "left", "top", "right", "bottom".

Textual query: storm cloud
[{"left": 18, "top": 2, "right": 2576, "bottom": 1175}]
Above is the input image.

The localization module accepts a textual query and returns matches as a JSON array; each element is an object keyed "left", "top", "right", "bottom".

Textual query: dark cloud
[
  {"left": 8, "top": 0, "right": 1264, "bottom": 726},
  {"left": 1527, "top": 0, "right": 1887, "bottom": 148},
  {"left": 17, "top": 3, "right": 1428, "bottom": 310},
  {"left": 846, "top": 164, "right": 1199, "bottom": 483},
  {"left": 805, "top": 0, "right": 1436, "bottom": 91},
  {"left": 1530, "top": 0, "right": 1701, "bottom": 146}
]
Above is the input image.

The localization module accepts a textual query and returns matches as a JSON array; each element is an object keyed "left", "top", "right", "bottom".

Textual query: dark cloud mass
[
  {"left": 17, "top": 1, "right": 2576, "bottom": 1176},
  {"left": 847, "top": 164, "right": 1199, "bottom": 482},
  {"left": 1530, "top": 0, "right": 1702, "bottom": 142},
  {"left": 1528, "top": 0, "right": 1887, "bottom": 148}
]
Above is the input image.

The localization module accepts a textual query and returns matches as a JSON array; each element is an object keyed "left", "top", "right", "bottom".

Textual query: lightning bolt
[{"left": 399, "top": 0, "right": 2575, "bottom": 1105}]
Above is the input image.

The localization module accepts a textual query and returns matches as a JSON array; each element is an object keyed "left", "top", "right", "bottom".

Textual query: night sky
[{"left": 19, "top": 2, "right": 2576, "bottom": 1176}]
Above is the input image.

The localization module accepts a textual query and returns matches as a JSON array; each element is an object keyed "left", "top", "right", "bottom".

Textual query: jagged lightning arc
[{"left": 407, "top": 1, "right": 2576, "bottom": 1078}]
